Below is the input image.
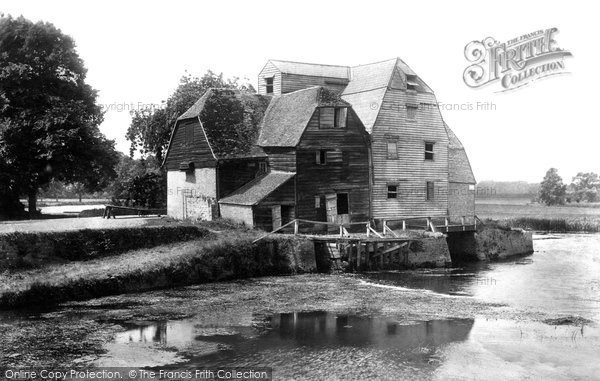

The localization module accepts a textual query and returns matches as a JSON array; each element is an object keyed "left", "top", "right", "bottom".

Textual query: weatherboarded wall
[
  {"left": 370, "top": 89, "right": 449, "bottom": 220},
  {"left": 295, "top": 109, "right": 370, "bottom": 223},
  {"left": 167, "top": 168, "right": 217, "bottom": 219}
]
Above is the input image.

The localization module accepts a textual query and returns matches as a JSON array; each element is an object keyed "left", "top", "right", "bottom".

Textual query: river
[{"left": 2, "top": 234, "right": 599, "bottom": 380}]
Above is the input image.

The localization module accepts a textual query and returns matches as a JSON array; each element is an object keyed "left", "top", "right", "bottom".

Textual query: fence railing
[{"left": 252, "top": 215, "right": 480, "bottom": 243}]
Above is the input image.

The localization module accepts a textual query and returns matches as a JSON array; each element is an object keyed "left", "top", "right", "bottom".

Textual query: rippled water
[
  {"left": 104, "top": 234, "right": 600, "bottom": 380},
  {"left": 367, "top": 234, "right": 600, "bottom": 321}
]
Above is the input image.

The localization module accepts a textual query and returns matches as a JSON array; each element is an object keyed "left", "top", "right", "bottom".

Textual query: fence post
[
  {"left": 366, "top": 223, "right": 371, "bottom": 238},
  {"left": 402, "top": 220, "right": 406, "bottom": 230},
  {"left": 294, "top": 219, "right": 299, "bottom": 235}
]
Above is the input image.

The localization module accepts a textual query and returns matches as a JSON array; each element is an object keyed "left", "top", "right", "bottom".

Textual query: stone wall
[
  {"left": 220, "top": 204, "right": 255, "bottom": 226},
  {"left": 446, "top": 226, "right": 533, "bottom": 262},
  {"left": 167, "top": 168, "right": 217, "bottom": 220}
]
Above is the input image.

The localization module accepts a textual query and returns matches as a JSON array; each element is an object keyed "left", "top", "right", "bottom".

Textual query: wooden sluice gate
[{"left": 312, "top": 237, "right": 414, "bottom": 272}]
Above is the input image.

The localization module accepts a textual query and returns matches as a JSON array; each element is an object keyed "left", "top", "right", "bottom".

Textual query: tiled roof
[
  {"left": 269, "top": 60, "right": 349, "bottom": 79},
  {"left": 344, "top": 58, "right": 398, "bottom": 94},
  {"left": 446, "top": 124, "right": 476, "bottom": 184},
  {"left": 219, "top": 171, "right": 295, "bottom": 206},
  {"left": 258, "top": 87, "right": 350, "bottom": 147},
  {"left": 175, "top": 88, "right": 272, "bottom": 159}
]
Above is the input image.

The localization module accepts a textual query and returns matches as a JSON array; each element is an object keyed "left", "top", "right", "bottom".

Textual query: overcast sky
[{"left": 3, "top": 0, "right": 598, "bottom": 183}]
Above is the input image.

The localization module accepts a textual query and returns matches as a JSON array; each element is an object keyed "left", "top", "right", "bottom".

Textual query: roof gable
[
  {"left": 170, "top": 89, "right": 272, "bottom": 161},
  {"left": 258, "top": 87, "right": 351, "bottom": 147}
]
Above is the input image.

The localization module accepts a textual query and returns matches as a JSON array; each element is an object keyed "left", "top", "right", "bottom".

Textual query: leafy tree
[
  {"left": 538, "top": 168, "right": 567, "bottom": 205},
  {"left": 0, "top": 15, "right": 118, "bottom": 216},
  {"left": 126, "top": 71, "right": 255, "bottom": 162},
  {"left": 108, "top": 154, "right": 166, "bottom": 208},
  {"left": 569, "top": 172, "right": 600, "bottom": 203}
]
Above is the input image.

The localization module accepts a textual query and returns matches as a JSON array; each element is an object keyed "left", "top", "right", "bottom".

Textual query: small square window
[
  {"left": 387, "top": 140, "right": 398, "bottom": 159},
  {"left": 469, "top": 184, "right": 475, "bottom": 191},
  {"left": 406, "top": 75, "right": 419, "bottom": 91},
  {"left": 265, "top": 77, "right": 274, "bottom": 94},
  {"left": 426, "top": 181, "right": 435, "bottom": 201},
  {"left": 387, "top": 185, "right": 398, "bottom": 199},
  {"left": 425, "top": 142, "right": 434, "bottom": 160},
  {"left": 316, "top": 150, "right": 327, "bottom": 165}
]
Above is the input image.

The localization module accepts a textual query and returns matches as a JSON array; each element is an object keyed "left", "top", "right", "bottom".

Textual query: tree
[
  {"left": 126, "top": 71, "right": 255, "bottom": 162},
  {"left": 538, "top": 168, "right": 567, "bottom": 205},
  {"left": 0, "top": 15, "right": 118, "bottom": 216},
  {"left": 569, "top": 172, "right": 600, "bottom": 203}
]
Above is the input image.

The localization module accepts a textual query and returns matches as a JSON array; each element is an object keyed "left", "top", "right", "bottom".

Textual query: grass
[
  {"left": 0, "top": 229, "right": 315, "bottom": 308},
  {"left": 476, "top": 198, "right": 600, "bottom": 232}
]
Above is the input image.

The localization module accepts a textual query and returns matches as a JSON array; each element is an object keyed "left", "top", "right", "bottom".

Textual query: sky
[{"left": 2, "top": 0, "right": 598, "bottom": 183}]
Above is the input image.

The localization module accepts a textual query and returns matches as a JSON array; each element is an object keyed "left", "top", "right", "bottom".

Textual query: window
[
  {"left": 336, "top": 193, "right": 349, "bottom": 215},
  {"left": 316, "top": 150, "right": 327, "bottom": 165},
  {"left": 315, "top": 196, "right": 321, "bottom": 208},
  {"left": 319, "top": 107, "right": 346, "bottom": 129},
  {"left": 334, "top": 107, "right": 348, "bottom": 128},
  {"left": 406, "top": 105, "right": 418, "bottom": 120},
  {"left": 387, "top": 140, "right": 398, "bottom": 159},
  {"left": 387, "top": 185, "right": 398, "bottom": 199},
  {"left": 469, "top": 184, "right": 476, "bottom": 191},
  {"left": 426, "top": 181, "right": 435, "bottom": 201},
  {"left": 425, "top": 142, "right": 434, "bottom": 160},
  {"left": 406, "top": 75, "right": 419, "bottom": 91},
  {"left": 259, "top": 161, "right": 267, "bottom": 172},
  {"left": 319, "top": 107, "right": 334, "bottom": 128},
  {"left": 265, "top": 77, "right": 274, "bottom": 94}
]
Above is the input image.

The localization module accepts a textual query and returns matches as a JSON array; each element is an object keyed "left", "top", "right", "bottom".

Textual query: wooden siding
[
  {"left": 164, "top": 118, "right": 216, "bottom": 170},
  {"left": 371, "top": 89, "right": 449, "bottom": 219},
  {"left": 281, "top": 73, "right": 348, "bottom": 94},
  {"left": 295, "top": 109, "right": 370, "bottom": 222},
  {"left": 258, "top": 61, "right": 282, "bottom": 95},
  {"left": 263, "top": 147, "right": 297, "bottom": 172},
  {"left": 217, "top": 158, "right": 267, "bottom": 198}
]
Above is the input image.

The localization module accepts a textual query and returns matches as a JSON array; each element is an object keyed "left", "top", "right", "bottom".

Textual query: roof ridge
[
  {"left": 269, "top": 59, "right": 349, "bottom": 69},
  {"left": 350, "top": 57, "right": 397, "bottom": 69}
]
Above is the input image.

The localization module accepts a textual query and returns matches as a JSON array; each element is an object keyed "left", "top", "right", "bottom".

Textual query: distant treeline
[{"left": 477, "top": 181, "right": 539, "bottom": 196}]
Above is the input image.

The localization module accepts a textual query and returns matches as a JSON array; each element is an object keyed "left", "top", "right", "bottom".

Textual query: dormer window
[
  {"left": 319, "top": 107, "right": 347, "bottom": 129},
  {"left": 265, "top": 77, "right": 274, "bottom": 94},
  {"left": 406, "top": 75, "right": 419, "bottom": 91}
]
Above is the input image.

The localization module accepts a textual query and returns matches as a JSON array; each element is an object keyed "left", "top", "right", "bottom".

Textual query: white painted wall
[
  {"left": 167, "top": 168, "right": 217, "bottom": 220},
  {"left": 220, "top": 204, "right": 254, "bottom": 226}
]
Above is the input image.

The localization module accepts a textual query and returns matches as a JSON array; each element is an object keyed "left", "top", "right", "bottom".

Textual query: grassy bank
[
  {"left": 494, "top": 217, "right": 600, "bottom": 233},
  {"left": 476, "top": 198, "right": 600, "bottom": 232},
  {"left": 0, "top": 232, "right": 315, "bottom": 308},
  {"left": 0, "top": 225, "right": 212, "bottom": 270}
]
